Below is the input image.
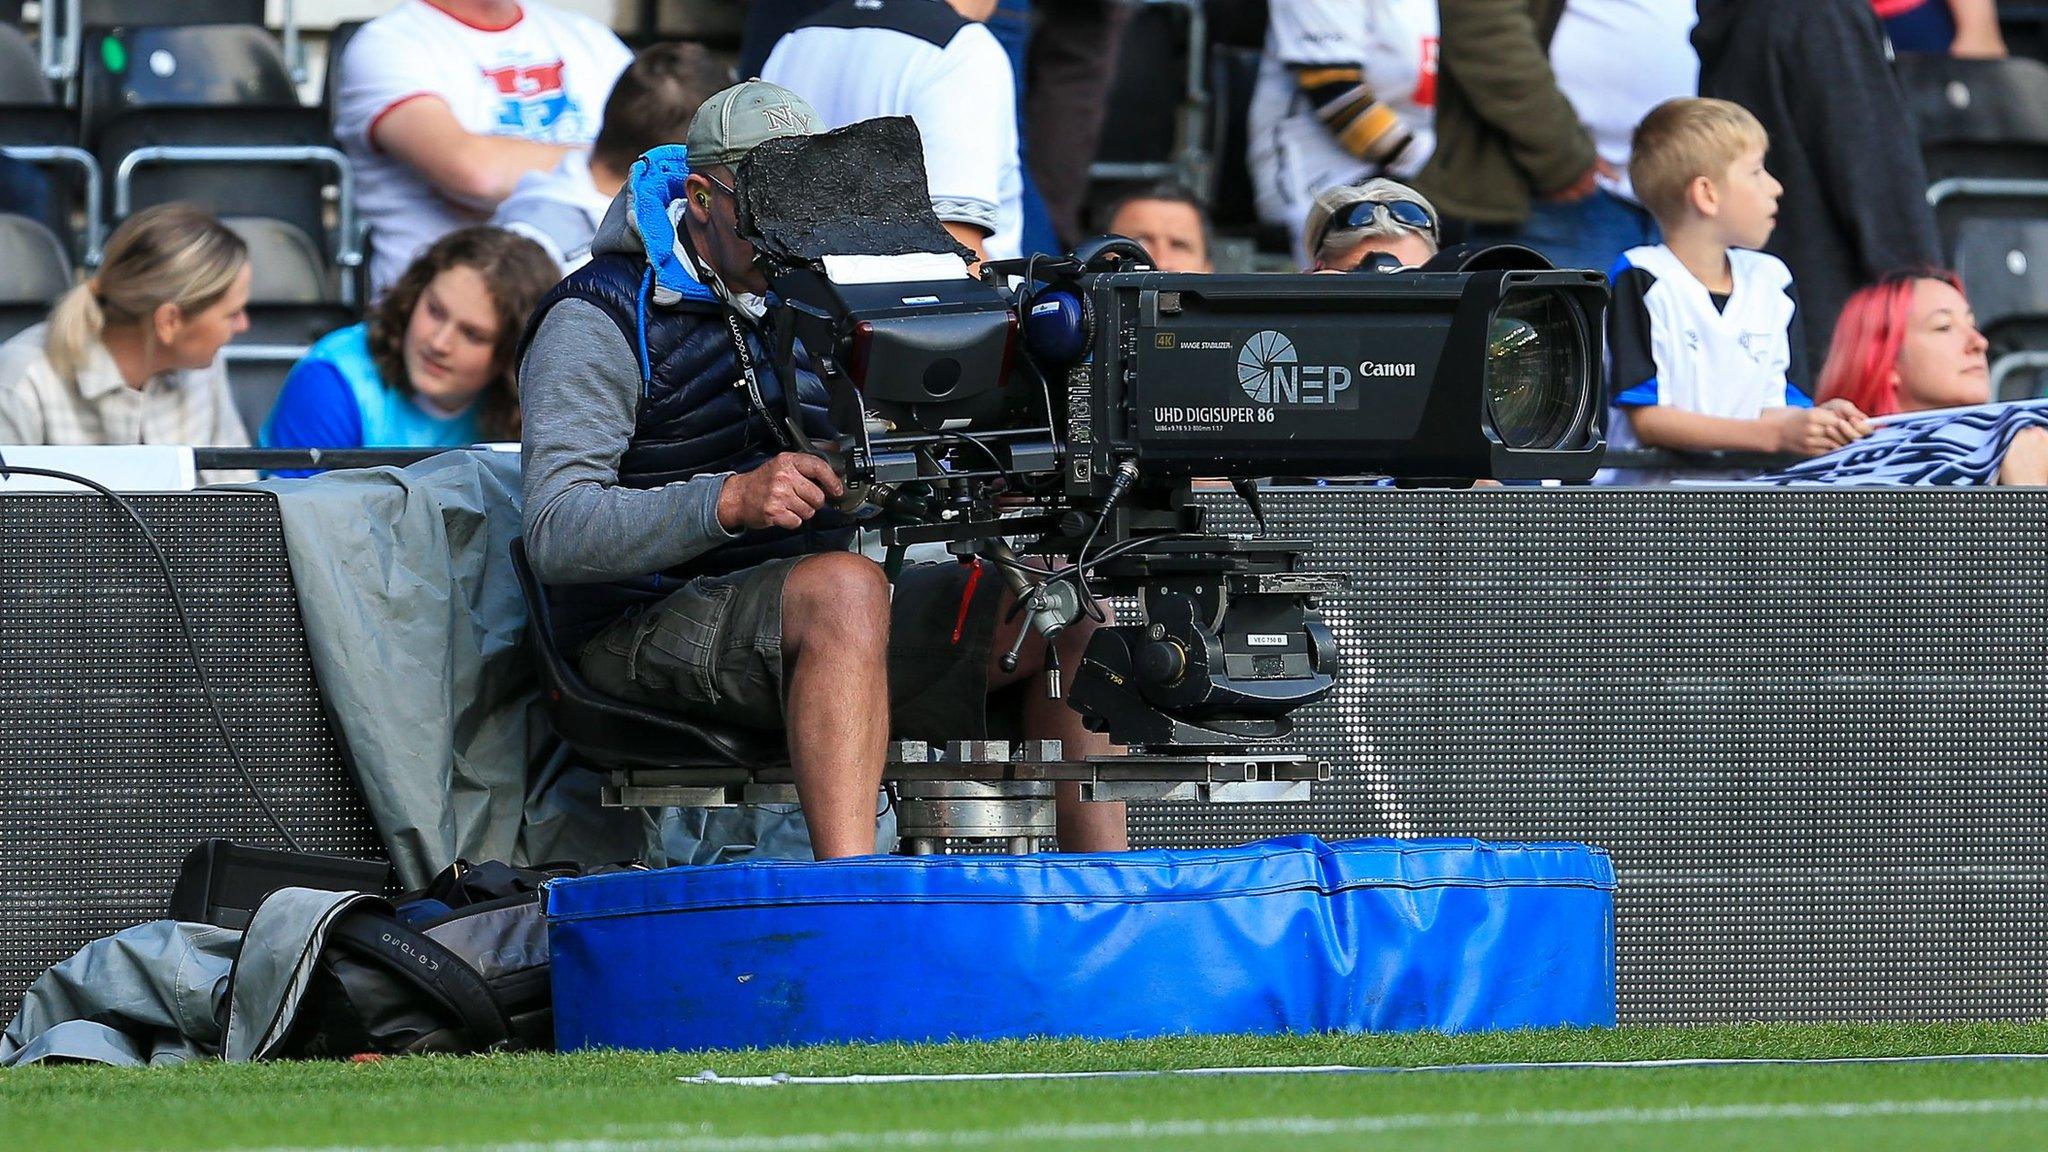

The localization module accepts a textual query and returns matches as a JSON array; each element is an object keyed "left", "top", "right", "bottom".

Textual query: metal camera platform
[{"left": 601, "top": 740, "right": 1330, "bottom": 855}]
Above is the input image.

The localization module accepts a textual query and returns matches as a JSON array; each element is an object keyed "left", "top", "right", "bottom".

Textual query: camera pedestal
[{"left": 599, "top": 739, "right": 1329, "bottom": 855}]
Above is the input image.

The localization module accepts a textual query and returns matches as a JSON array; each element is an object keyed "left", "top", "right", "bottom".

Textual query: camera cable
[{"left": 0, "top": 452, "right": 304, "bottom": 851}]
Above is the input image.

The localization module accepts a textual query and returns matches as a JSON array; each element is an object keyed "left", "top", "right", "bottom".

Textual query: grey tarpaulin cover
[
  {"left": 247, "top": 451, "right": 639, "bottom": 887},
  {"left": 0, "top": 888, "right": 373, "bottom": 1067}
]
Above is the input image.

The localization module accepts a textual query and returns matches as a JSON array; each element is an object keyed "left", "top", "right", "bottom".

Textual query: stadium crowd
[{"left": 0, "top": 0, "right": 2043, "bottom": 485}]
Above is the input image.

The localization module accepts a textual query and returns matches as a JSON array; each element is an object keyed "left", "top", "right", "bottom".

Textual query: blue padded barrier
[{"left": 545, "top": 836, "right": 1615, "bottom": 1051}]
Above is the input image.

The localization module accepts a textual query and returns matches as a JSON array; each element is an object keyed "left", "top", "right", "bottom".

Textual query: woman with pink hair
[
  {"left": 1816, "top": 271, "right": 1990, "bottom": 417},
  {"left": 1760, "top": 270, "right": 2048, "bottom": 485}
]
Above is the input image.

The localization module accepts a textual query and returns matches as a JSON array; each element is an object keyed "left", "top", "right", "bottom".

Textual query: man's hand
[
  {"left": 1543, "top": 157, "right": 1620, "bottom": 204},
  {"left": 717, "top": 453, "right": 845, "bottom": 531},
  {"left": 1763, "top": 400, "right": 1873, "bottom": 457}
]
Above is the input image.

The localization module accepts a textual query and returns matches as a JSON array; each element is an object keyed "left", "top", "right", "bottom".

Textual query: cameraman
[{"left": 518, "top": 82, "right": 1125, "bottom": 861}]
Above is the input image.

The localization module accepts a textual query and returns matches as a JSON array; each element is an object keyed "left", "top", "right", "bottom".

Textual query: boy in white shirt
[
  {"left": 333, "top": 0, "right": 632, "bottom": 295},
  {"left": 1607, "top": 97, "right": 1872, "bottom": 475}
]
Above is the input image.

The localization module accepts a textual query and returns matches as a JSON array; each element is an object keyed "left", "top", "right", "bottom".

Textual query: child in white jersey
[{"left": 1606, "top": 98, "right": 1873, "bottom": 478}]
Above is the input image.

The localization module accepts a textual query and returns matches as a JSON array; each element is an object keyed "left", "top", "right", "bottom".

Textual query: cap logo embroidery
[{"left": 762, "top": 104, "right": 802, "bottom": 131}]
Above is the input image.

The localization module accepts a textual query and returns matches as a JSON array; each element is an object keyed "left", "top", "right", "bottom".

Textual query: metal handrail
[
  {"left": 113, "top": 143, "right": 360, "bottom": 305},
  {"left": 1925, "top": 176, "right": 2048, "bottom": 207},
  {"left": 37, "top": 0, "right": 64, "bottom": 83},
  {"left": 0, "top": 143, "right": 104, "bottom": 266},
  {"left": 218, "top": 342, "right": 317, "bottom": 362},
  {"left": 1990, "top": 350, "right": 2048, "bottom": 398}
]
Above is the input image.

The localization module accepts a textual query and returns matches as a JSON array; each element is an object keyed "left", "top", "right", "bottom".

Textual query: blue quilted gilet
[{"left": 529, "top": 249, "right": 854, "bottom": 648}]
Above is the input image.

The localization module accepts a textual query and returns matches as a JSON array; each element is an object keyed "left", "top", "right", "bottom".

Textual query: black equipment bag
[{"left": 279, "top": 860, "right": 620, "bottom": 1058}]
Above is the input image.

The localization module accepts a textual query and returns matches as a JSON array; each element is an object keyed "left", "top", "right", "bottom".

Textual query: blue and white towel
[{"left": 1752, "top": 400, "right": 2048, "bottom": 487}]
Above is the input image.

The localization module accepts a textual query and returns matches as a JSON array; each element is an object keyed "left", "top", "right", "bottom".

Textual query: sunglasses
[{"left": 1322, "top": 197, "right": 1437, "bottom": 246}]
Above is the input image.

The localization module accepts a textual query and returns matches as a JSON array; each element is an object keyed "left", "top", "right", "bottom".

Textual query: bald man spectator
[{"left": 1099, "top": 184, "right": 1214, "bottom": 273}]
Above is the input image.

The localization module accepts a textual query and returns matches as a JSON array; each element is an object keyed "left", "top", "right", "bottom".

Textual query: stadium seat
[
  {"left": 1090, "top": 0, "right": 1209, "bottom": 191},
  {"left": 75, "top": 0, "right": 264, "bottom": 22},
  {"left": 0, "top": 106, "right": 102, "bottom": 267},
  {"left": 78, "top": 23, "right": 298, "bottom": 143},
  {"left": 1203, "top": 42, "right": 1287, "bottom": 254},
  {"left": 1896, "top": 54, "right": 2048, "bottom": 182},
  {"left": 0, "top": 212, "right": 74, "bottom": 343},
  {"left": 220, "top": 215, "right": 357, "bottom": 434},
  {"left": 99, "top": 106, "right": 361, "bottom": 303},
  {"left": 0, "top": 23, "right": 51, "bottom": 104},
  {"left": 1951, "top": 216, "right": 2048, "bottom": 400}
]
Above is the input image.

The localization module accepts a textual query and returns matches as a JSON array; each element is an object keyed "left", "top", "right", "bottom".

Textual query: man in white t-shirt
[
  {"left": 333, "top": 0, "right": 632, "bottom": 295},
  {"left": 1248, "top": 0, "right": 1439, "bottom": 264},
  {"left": 1413, "top": 0, "right": 1696, "bottom": 276},
  {"left": 760, "top": 0, "right": 1022, "bottom": 263},
  {"left": 491, "top": 41, "right": 728, "bottom": 276}
]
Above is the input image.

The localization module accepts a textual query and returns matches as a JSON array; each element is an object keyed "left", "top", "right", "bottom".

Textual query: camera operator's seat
[
  {"left": 510, "top": 540, "right": 789, "bottom": 781},
  {"left": 511, "top": 540, "right": 1099, "bottom": 854}
]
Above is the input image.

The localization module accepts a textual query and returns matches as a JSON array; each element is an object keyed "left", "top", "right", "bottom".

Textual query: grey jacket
[{"left": 518, "top": 192, "right": 735, "bottom": 589}]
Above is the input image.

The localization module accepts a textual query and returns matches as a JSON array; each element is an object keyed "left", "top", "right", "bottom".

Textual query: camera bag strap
[
  {"left": 323, "top": 910, "right": 513, "bottom": 1051},
  {"left": 722, "top": 312, "right": 799, "bottom": 453}
]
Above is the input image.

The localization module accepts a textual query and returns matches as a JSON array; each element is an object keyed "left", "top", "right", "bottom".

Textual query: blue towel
[{"left": 1752, "top": 400, "right": 2048, "bottom": 487}]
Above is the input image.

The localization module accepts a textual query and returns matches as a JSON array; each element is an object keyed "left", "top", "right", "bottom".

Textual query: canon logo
[{"left": 1358, "top": 361, "right": 1419, "bottom": 378}]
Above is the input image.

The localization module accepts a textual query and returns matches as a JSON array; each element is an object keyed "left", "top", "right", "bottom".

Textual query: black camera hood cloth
[{"left": 734, "top": 116, "right": 975, "bottom": 266}]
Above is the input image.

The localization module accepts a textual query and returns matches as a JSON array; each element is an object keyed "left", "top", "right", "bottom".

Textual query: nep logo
[
  {"left": 1235, "top": 330, "right": 1415, "bottom": 407},
  {"left": 1236, "top": 330, "right": 1356, "bottom": 407}
]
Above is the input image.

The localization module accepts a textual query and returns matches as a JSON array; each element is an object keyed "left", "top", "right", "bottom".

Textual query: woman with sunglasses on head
[
  {"left": 1303, "top": 178, "right": 1441, "bottom": 272},
  {"left": 1249, "top": 0, "right": 1439, "bottom": 268}
]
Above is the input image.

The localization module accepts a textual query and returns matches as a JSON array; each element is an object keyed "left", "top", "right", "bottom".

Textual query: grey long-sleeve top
[{"left": 518, "top": 297, "right": 735, "bottom": 584}]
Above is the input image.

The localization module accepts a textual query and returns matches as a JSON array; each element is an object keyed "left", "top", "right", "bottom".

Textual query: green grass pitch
[{"left": 9, "top": 1023, "right": 2048, "bottom": 1151}]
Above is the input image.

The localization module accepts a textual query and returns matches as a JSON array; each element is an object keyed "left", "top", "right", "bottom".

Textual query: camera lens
[{"left": 1483, "top": 288, "right": 1587, "bottom": 449}]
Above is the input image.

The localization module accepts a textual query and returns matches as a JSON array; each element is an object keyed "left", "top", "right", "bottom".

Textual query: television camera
[{"left": 730, "top": 118, "right": 1607, "bottom": 758}]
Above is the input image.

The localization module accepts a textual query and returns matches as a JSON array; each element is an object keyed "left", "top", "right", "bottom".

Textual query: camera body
[
  {"left": 733, "top": 117, "right": 1609, "bottom": 752},
  {"left": 1029, "top": 268, "right": 1608, "bottom": 498}
]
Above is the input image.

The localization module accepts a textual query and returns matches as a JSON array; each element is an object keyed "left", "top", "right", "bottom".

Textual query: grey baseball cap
[{"left": 686, "top": 79, "right": 823, "bottom": 170}]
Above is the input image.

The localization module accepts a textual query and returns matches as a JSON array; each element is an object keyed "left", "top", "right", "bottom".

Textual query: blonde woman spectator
[{"left": 0, "top": 204, "right": 250, "bottom": 454}]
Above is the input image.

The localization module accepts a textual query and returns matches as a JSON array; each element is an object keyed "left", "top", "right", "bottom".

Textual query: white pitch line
[
  {"left": 220, "top": 1096, "right": 2048, "bottom": 1152},
  {"left": 681, "top": 1051, "right": 2048, "bottom": 1087}
]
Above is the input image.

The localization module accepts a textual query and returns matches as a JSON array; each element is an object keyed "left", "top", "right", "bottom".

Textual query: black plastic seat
[
  {"left": 0, "top": 105, "right": 97, "bottom": 267},
  {"left": 1090, "top": 0, "right": 1207, "bottom": 187},
  {"left": 321, "top": 21, "right": 367, "bottom": 119},
  {"left": 1951, "top": 216, "right": 2048, "bottom": 399},
  {"left": 218, "top": 216, "right": 356, "bottom": 434},
  {"left": 510, "top": 539, "right": 789, "bottom": 774},
  {"left": 80, "top": 23, "right": 298, "bottom": 142},
  {"left": 99, "top": 106, "right": 358, "bottom": 300},
  {"left": 0, "top": 23, "right": 49, "bottom": 104},
  {"left": 1897, "top": 54, "right": 2048, "bottom": 182},
  {"left": 0, "top": 213, "right": 72, "bottom": 343},
  {"left": 76, "top": 1, "right": 265, "bottom": 22}
]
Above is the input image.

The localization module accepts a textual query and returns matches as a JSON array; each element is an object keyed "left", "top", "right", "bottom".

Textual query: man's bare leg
[
  {"left": 781, "top": 552, "right": 892, "bottom": 859},
  {"left": 987, "top": 600, "right": 1128, "bottom": 852}
]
